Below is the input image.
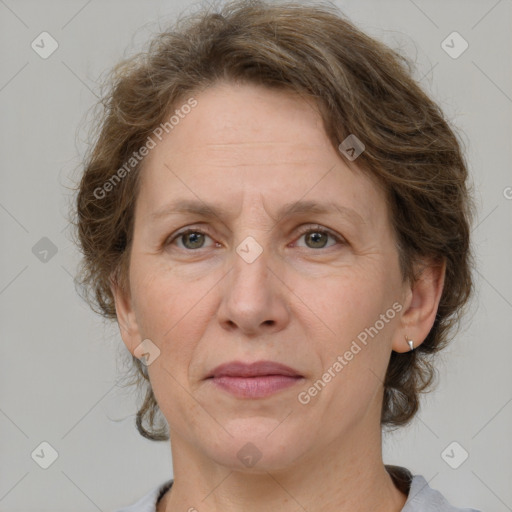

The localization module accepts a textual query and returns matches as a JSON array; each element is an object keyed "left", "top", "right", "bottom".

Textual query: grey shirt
[{"left": 115, "top": 466, "right": 482, "bottom": 512}]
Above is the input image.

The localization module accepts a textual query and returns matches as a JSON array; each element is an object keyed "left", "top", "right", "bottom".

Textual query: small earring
[{"left": 405, "top": 335, "right": 414, "bottom": 351}]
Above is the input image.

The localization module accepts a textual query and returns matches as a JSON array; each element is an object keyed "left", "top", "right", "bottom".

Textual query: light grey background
[{"left": 0, "top": 0, "right": 511, "bottom": 511}]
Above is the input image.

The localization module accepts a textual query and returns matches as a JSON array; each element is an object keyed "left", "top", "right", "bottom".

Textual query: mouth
[{"left": 205, "top": 360, "right": 304, "bottom": 399}]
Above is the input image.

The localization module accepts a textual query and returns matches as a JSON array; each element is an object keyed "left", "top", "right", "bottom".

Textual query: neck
[{"left": 159, "top": 423, "right": 407, "bottom": 512}]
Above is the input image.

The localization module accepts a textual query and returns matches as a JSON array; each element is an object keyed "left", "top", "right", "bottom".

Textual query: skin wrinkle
[
  {"left": 145, "top": 197, "right": 368, "bottom": 252},
  {"left": 111, "top": 82, "right": 444, "bottom": 512}
]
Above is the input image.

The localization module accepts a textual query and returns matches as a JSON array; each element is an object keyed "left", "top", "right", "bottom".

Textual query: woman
[{"left": 74, "top": 1, "right": 480, "bottom": 511}]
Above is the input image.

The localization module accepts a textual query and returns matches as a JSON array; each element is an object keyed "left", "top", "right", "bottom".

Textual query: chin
[{"left": 203, "top": 418, "right": 307, "bottom": 472}]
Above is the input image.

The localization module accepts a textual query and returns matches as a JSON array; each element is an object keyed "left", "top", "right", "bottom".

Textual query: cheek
[
  {"left": 131, "top": 255, "right": 205, "bottom": 330},
  {"left": 294, "top": 263, "right": 401, "bottom": 405},
  {"left": 298, "top": 266, "right": 397, "bottom": 341},
  {"left": 294, "top": 273, "right": 399, "bottom": 424},
  {"left": 130, "top": 263, "right": 201, "bottom": 366}
]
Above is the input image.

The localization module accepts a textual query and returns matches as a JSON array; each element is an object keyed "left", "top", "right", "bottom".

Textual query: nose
[{"left": 216, "top": 239, "right": 291, "bottom": 337}]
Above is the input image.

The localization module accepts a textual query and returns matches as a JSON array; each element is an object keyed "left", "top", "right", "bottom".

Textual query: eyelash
[{"left": 166, "top": 224, "right": 346, "bottom": 251}]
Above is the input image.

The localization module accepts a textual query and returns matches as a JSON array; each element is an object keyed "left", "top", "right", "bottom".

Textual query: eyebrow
[{"left": 148, "top": 199, "right": 365, "bottom": 226}]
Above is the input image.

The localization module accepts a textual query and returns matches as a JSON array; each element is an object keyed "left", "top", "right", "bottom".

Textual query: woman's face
[{"left": 115, "top": 82, "right": 411, "bottom": 471}]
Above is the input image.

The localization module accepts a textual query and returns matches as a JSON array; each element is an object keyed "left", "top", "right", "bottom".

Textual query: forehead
[
  {"left": 155, "top": 82, "right": 333, "bottom": 163},
  {"left": 135, "top": 81, "right": 386, "bottom": 225}
]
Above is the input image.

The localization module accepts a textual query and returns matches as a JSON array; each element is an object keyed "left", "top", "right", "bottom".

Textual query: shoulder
[
  {"left": 389, "top": 465, "right": 483, "bottom": 512},
  {"left": 114, "top": 480, "right": 173, "bottom": 512}
]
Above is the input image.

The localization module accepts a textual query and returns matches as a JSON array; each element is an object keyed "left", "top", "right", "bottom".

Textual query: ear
[
  {"left": 392, "top": 258, "right": 446, "bottom": 353},
  {"left": 109, "top": 270, "right": 142, "bottom": 356}
]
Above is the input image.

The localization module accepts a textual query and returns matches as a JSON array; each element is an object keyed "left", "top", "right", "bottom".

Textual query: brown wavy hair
[{"left": 73, "top": 0, "right": 474, "bottom": 440}]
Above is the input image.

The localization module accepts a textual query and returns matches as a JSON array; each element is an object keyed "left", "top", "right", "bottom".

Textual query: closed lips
[{"left": 207, "top": 360, "right": 302, "bottom": 379}]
